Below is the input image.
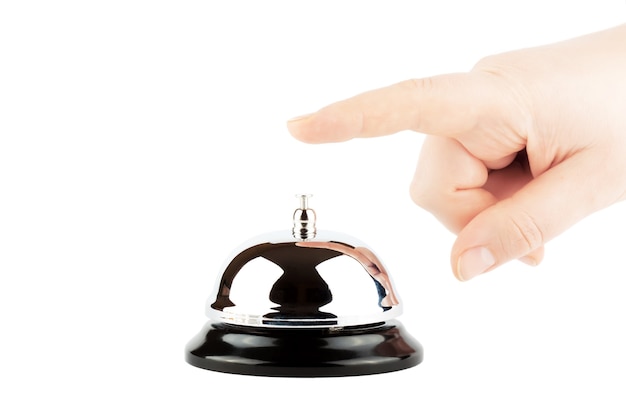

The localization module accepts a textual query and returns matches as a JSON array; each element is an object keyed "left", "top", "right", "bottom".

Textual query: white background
[{"left": 1, "top": 1, "right": 626, "bottom": 415}]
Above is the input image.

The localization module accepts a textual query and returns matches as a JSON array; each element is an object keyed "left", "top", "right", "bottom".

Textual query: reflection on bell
[{"left": 185, "top": 195, "right": 423, "bottom": 377}]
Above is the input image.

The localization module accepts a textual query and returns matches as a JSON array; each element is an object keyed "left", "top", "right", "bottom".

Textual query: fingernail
[
  {"left": 519, "top": 255, "right": 538, "bottom": 266},
  {"left": 456, "top": 247, "right": 496, "bottom": 281},
  {"left": 287, "top": 113, "right": 314, "bottom": 123}
]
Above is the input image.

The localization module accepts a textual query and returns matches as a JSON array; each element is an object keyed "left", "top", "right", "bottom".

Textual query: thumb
[{"left": 452, "top": 151, "right": 613, "bottom": 281}]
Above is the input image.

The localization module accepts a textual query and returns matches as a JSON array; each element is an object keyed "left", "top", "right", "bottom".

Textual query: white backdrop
[{"left": 2, "top": 1, "right": 626, "bottom": 415}]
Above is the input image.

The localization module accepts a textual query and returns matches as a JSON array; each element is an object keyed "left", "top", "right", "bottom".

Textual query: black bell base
[{"left": 185, "top": 320, "right": 423, "bottom": 377}]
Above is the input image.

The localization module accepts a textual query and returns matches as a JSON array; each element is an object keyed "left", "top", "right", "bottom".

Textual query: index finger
[{"left": 287, "top": 73, "right": 485, "bottom": 143}]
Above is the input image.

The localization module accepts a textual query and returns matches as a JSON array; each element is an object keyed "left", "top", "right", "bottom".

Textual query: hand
[{"left": 287, "top": 24, "right": 626, "bottom": 281}]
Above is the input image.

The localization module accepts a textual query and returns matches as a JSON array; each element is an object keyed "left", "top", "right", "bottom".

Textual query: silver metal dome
[{"left": 206, "top": 195, "right": 403, "bottom": 328}]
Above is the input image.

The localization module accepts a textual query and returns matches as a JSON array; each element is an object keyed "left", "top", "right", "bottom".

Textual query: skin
[{"left": 287, "top": 24, "right": 626, "bottom": 281}]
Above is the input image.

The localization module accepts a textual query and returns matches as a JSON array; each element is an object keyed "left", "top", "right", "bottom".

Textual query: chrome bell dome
[{"left": 186, "top": 195, "right": 423, "bottom": 377}]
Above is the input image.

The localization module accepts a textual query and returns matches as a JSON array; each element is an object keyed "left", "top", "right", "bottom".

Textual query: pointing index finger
[{"left": 287, "top": 73, "right": 482, "bottom": 143}]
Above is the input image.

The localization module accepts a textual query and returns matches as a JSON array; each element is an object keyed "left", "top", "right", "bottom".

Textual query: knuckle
[
  {"left": 409, "top": 177, "right": 436, "bottom": 210},
  {"left": 407, "top": 77, "right": 436, "bottom": 93},
  {"left": 506, "top": 210, "right": 544, "bottom": 255},
  {"left": 472, "top": 54, "right": 501, "bottom": 72}
]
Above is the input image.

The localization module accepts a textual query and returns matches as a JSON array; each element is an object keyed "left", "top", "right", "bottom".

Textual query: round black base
[{"left": 185, "top": 320, "right": 423, "bottom": 377}]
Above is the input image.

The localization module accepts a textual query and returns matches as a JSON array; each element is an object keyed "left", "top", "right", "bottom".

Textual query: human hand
[{"left": 287, "top": 24, "right": 626, "bottom": 281}]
